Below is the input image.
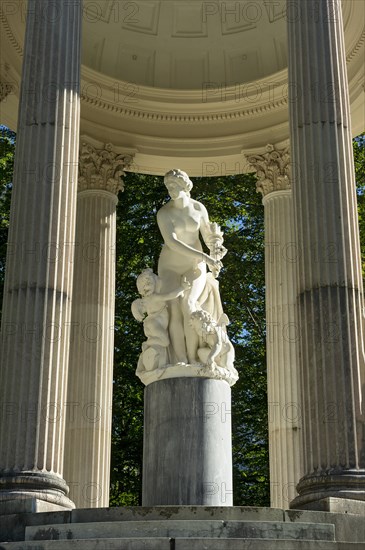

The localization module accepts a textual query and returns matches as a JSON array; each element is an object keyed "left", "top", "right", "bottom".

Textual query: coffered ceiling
[{"left": 82, "top": 0, "right": 288, "bottom": 89}]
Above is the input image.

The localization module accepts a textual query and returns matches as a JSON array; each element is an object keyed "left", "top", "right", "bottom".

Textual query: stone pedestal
[
  {"left": 142, "top": 378, "right": 233, "bottom": 506},
  {"left": 247, "top": 145, "right": 302, "bottom": 509},
  {"left": 0, "top": 0, "right": 81, "bottom": 510},
  {"left": 63, "top": 142, "right": 132, "bottom": 508},
  {"left": 287, "top": 0, "right": 365, "bottom": 508}
]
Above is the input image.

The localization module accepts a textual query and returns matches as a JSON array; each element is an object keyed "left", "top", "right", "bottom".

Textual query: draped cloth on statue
[{"left": 199, "top": 273, "right": 225, "bottom": 325}]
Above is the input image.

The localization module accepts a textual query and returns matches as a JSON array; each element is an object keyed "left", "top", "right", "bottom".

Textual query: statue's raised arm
[{"left": 132, "top": 169, "right": 238, "bottom": 387}]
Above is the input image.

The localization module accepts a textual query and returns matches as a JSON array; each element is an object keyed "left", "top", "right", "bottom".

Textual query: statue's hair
[
  {"left": 136, "top": 268, "right": 156, "bottom": 295},
  {"left": 190, "top": 309, "right": 214, "bottom": 325},
  {"left": 164, "top": 169, "right": 193, "bottom": 196}
]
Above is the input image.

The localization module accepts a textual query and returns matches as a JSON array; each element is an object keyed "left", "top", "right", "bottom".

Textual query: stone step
[
  {"left": 25, "top": 520, "right": 335, "bottom": 542},
  {"left": 0, "top": 538, "right": 364, "bottom": 550},
  {"left": 71, "top": 505, "right": 284, "bottom": 524}
]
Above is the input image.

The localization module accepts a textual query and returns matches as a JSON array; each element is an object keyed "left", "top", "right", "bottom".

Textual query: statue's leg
[
  {"left": 169, "top": 299, "right": 188, "bottom": 363},
  {"left": 182, "top": 263, "right": 207, "bottom": 364},
  {"left": 157, "top": 267, "right": 187, "bottom": 363},
  {"left": 183, "top": 317, "right": 200, "bottom": 364}
]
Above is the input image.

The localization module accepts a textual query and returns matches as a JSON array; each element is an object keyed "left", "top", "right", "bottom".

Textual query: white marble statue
[{"left": 132, "top": 169, "right": 238, "bottom": 386}]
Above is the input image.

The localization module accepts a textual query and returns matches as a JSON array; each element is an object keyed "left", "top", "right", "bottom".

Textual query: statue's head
[
  {"left": 164, "top": 169, "right": 193, "bottom": 197},
  {"left": 190, "top": 309, "right": 215, "bottom": 334},
  {"left": 136, "top": 268, "right": 157, "bottom": 296}
]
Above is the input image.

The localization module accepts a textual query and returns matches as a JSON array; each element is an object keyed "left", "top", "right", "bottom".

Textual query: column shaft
[
  {"left": 263, "top": 190, "right": 302, "bottom": 508},
  {"left": 0, "top": 0, "right": 81, "bottom": 509},
  {"left": 247, "top": 145, "right": 302, "bottom": 508},
  {"left": 63, "top": 142, "right": 132, "bottom": 508},
  {"left": 64, "top": 190, "right": 117, "bottom": 508},
  {"left": 287, "top": 0, "right": 365, "bottom": 508}
]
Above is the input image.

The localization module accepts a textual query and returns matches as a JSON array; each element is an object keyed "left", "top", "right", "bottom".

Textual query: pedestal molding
[{"left": 137, "top": 362, "right": 238, "bottom": 387}]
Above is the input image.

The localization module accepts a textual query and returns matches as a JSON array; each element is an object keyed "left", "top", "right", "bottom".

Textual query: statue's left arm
[
  {"left": 197, "top": 202, "right": 227, "bottom": 277},
  {"left": 196, "top": 202, "right": 211, "bottom": 246}
]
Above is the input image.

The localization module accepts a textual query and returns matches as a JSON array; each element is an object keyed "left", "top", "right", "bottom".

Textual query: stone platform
[{"left": 1, "top": 502, "right": 364, "bottom": 549}]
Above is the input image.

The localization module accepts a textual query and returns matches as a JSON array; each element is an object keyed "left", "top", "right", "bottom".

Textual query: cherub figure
[
  {"left": 131, "top": 268, "right": 190, "bottom": 373},
  {"left": 190, "top": 309, "right": 236, "bottom": 374}
]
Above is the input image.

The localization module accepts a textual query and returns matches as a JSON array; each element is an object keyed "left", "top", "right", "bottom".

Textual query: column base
[
  {"left": 290, "top": 470, "right": 365, "bottom": 510},
  {"left": 290, "top": 496, "right": 365, "bottom": 515},
  {"left": 0, "top": 472, "right": 75, "bottom": 513},
  {"left": 0, "top": 497, "right": 70, "bottom": 516},
  {"left": 142, "top": 377, "right": 233, "bottom": 506}
]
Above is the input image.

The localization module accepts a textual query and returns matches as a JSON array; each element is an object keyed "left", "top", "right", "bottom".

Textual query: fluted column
[
  {"left": 287, "top": 0, "right": 365, "bottom": 509},
  {"left": 0, "top": 0, "right": 81, "bottom": 510},
  {"left": 63, "top": 142, "right": 133, "bottom": 508},
  {"left": 247, "top": 145, "right": 302, "bottom": 508}
]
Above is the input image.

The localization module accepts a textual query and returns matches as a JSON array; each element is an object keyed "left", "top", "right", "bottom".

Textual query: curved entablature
[{"left": 0, "top": 0, "right": 364, "bottom": 175}]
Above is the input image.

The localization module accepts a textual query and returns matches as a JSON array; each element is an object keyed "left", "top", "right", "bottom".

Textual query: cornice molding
[
  {"left": 80, "top": 91, "right": 288, "bottom": 124},
  {"left": 0, "top": 8, "right": 23, "bottom": 57},
  {"left": 1, "top": 1, "right": 364, "bottom": 170},
  {"left": 80, "top": 65, "right": 289, "bottom": 123},
  {"left": 346, "top": 28, "right": 365, "bottom": 62}
]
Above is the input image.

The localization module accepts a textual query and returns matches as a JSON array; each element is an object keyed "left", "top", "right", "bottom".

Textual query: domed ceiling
[{"left": 82, "top": 0, "right": 288, "bottom": 89}]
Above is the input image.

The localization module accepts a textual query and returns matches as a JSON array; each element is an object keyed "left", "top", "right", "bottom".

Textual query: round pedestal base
[{"left": 142, "top": 377, "right": 233, "bottom": 506}]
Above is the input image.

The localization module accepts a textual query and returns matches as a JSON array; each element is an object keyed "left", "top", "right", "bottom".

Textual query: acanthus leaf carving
[
  {"left": 78, "top": 141, "right": 134, "bottom": 195},
  {"left": 247, "top": 143, "right": 291, "bottom": 197}
]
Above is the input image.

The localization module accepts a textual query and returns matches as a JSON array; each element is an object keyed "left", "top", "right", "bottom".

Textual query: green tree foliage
[
  {"left": 0, "top": 125, "right": 16, "bottom": 316},
  {"left": 354, "top": 134, "right": 365, "bottom": 277},
  {"left": 111, "top": 174, "right": 165, "bottom": 506}
]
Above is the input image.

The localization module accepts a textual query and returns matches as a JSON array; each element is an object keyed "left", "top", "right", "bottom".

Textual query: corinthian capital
[
  {"left": 78, "top": 142, "right": 134, "bottom": 195},
  {"left": 247, "top": 144, "right": 291, "bottom": 197}
]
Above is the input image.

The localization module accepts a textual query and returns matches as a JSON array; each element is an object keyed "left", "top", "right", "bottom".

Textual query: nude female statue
[
  {"left": 132, "top": 169, "right": 237, "bottom": 384},
  {"left": 157, "top": 169, "right": 226, "bottom": 364}
]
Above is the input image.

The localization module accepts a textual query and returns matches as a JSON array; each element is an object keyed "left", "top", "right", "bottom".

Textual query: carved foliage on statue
[
  {"left": 247, "top": 143, "right": 291, "bottom": 197},
  {"left": 205, "top": 222, "right": 227, "bottom": 278},
  {"left": 78, "top": 142, "right": 133, "bottom": 194},
  {"left": 131, "top": 169, "right": 238, "bottom": 387}
]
